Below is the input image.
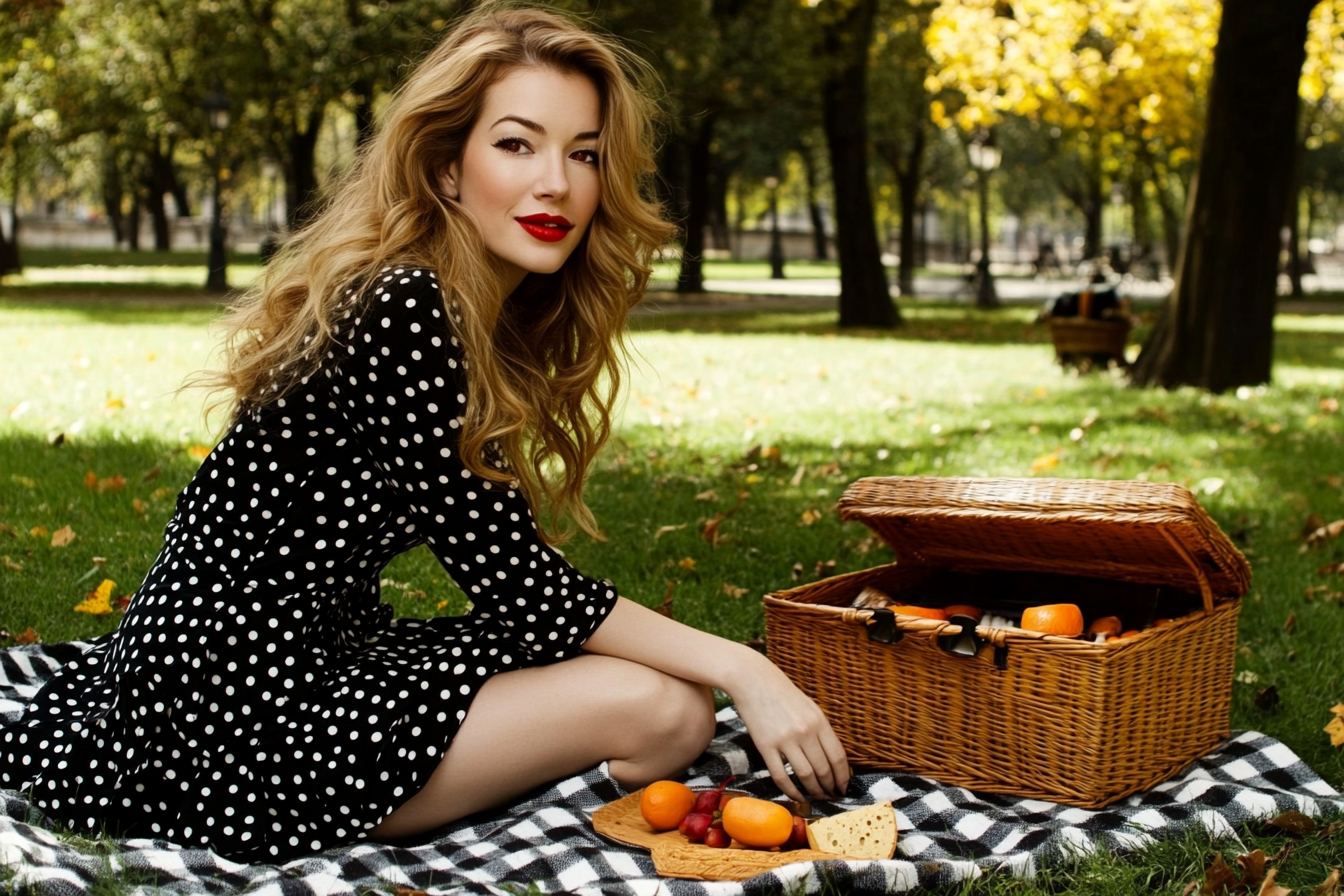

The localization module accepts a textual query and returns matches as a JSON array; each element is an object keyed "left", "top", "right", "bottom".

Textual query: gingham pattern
[{"left": 2, "top": 642, "right": 1341, "bottom": 895}]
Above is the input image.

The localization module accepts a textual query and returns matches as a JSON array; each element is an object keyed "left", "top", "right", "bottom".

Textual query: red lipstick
[{"left": 516, "top": 214, "right": 574, "bottom": 243}]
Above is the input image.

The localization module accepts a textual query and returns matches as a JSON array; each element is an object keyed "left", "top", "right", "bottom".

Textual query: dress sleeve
[{"left": 328, "top": 266, "right": 618, "bottom": 667}]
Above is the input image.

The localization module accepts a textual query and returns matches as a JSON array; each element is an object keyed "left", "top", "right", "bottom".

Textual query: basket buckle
[
  {"left": 936, "top": 614, "right": 987, "bottom": 658},
  {"left": 864, "top": 608, "right": 903, "bottom": 644}
]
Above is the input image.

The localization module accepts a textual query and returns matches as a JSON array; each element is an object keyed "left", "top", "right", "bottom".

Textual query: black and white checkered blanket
[{"left": 3, "top": 642, "right": 1341, "bottom": 895}]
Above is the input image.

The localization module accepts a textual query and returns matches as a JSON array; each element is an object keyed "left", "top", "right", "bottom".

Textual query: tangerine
[
  {"left": 720, "top": 796, "right": 794, "bottom": 848},
  {"left": 891, "top": 605, "right": 948, "bottom": 621},
  {"left": 1087, "top": 616, "right": 1122, "bottom": 638},
  {"left": 1020, "top": 603, "right": 1084, "bottom": 637},
  {"left": 944, "top": 604, "right": 983, "bottom": 622},
  {"left": 639, "top": 780, "right": 696, "bottom": 831}
]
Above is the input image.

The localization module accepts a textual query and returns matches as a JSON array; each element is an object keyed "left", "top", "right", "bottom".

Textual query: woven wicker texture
[
  {"left": 837, "top": 476, "right": 1250, "bottom": 607},
  {"left": 767, "top": 476, "right": 1250, "bottom": 809},
  {"left": 1048, "top": 318, "right": 1131, "bottom": 356},
  {"left": 591, "top": 789, "right": 840, "bottom": 880}
]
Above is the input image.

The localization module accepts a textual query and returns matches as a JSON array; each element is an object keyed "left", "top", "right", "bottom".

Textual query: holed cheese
[{"left": 804, "top": 801, "right": 898, "bottom": 860}]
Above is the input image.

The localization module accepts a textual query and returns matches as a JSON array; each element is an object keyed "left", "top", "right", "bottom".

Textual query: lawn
[{"left": 1, "top": 280, "right": 1343, "bottom": 893}]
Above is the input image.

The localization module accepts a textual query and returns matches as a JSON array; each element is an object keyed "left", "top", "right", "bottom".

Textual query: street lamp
[
  {"left": 764, "top": 176, "right": 785, "bottom": 280},
  {"left": 201, "top": 84, "right": 230, "bottom": 292},
  {"left": 968, "top": 134, "right": 1001, "bottom": 309}
]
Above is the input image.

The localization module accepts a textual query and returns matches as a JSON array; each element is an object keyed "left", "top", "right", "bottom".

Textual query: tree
[
  {"left": 1131, "top": 0, "right": 1323, "bottom": 390},
  {"left": 814, "top": 0, "right": 898, "bottom": 327}
]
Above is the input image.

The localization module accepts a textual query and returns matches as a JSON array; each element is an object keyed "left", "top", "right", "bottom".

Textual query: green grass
[{"left": 1, "top": 282, "right": 1343, "bottom": 893}]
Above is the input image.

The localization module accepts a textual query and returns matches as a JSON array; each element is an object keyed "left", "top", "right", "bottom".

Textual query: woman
[{"left": 0, "top": 5, "right": 848, "bottom": 862}]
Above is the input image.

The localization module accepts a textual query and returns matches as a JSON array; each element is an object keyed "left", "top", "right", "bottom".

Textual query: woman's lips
[{"left": 516, "top": 214, "right": 574, "bottom": 243}]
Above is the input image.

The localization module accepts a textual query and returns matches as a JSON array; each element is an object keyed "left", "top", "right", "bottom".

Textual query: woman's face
[{"left": 440, "top": 66, "right": 603, "bottom": 295}]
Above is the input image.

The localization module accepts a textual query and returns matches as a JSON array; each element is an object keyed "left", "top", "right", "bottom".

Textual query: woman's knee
[{"left": 619, "top": 664, "right": 716, "bottom": 760}]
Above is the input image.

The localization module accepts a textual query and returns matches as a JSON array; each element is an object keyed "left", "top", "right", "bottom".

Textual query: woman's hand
[
  {"left": 583, "top": 597, "right": 850, "bottom": 801},
  {"left": 727, "top": 657, "right": 850, "bottom": 802}
]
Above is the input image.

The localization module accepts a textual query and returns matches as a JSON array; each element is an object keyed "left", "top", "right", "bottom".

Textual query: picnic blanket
[{"left": 2, "top": 641, "right": 1342, "bottom": 895}]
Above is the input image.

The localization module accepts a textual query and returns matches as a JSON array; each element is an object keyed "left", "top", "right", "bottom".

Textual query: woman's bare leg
[{"left": 368, "top": 654, "right": 717, "bottom": 840}]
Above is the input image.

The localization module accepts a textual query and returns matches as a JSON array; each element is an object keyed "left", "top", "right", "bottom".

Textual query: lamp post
[
  {"left": 201, "top": 84, "right": 230, "bottom": 292},
  {"left": 764, "top": 176, "right": 785, "bottom": 280},
  {"left": 968, "top": 135, "right": 1001, "bottom": 309}
]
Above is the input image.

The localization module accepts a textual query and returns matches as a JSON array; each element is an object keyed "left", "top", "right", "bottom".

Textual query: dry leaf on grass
[
  {"left": 1301, "top": 520, "right": 1344, "bottom": 552},
  {"left": 1267, "top": 810, "right": 1316, "bottom": 837},
  {"left": 654, "top": 523, "right": 687, "bottom": 540},
  {"left": 2, "top": 556, "right": 21, "bottom": 572},
  {"left": 1030, "top": 452, "right": 1060, "bottom": 474},
  {"left": 722, "top": 583, "right": 748, "bottom": 599},
  {"left": 677, "top": 557, "right": 696, "bottom": 571},
  {"left": 29, "top": 526, "right": 48, "bottom": 539},
  {"left": 0, "top": 523, "right": 17, "bottom": 538},
  {"left": 1313, "top": 868, "right": 1341, "bottom": 896},
  {"left": 74, "top": 579, "right": 117, "bottom": 615},
  {"left": 13, "top": 628, "right": 39, "bottom": 645},
  {"left": 798, "top": 508, "right": 822, "bottom": 526},
  {"left": 1199, "top": 853, "right": 1238, "bottom": 895},
  {"left": 1257, "top": 868, "right": 1291, "bottom": 896},
  {"left": 50, "top": 525, "right": 76, "bottom": 548},
  {"left": 654, "top": 581, "right": 675, "bottom": 619},
  {"left": 133, "top": 499, "right": 148, "bottom": 517},
  {"left": 1326, "top": 704, "right": 1344, "bottom": 748},
  {"left": 141, "top": 465, "right": 162, "bottom": 482},
  {"left": 791, "top": 562, "right": 804, "bottom": 582},
  {"left": 694, "top": 489, "right": 719, "bottom": 502},
  {"left": 1236, "top": 849, "right": 1268, "bottom": 890},
  {"left": 789, "top": 465, "right": 806, "bottom": 487},
  {"left": 187, "top": 445, "right": 212, "bottom": 460}
]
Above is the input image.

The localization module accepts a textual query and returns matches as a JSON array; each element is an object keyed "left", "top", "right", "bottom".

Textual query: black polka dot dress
[{"left": 0, "top": 268, "right": 619, "bottom": 862}]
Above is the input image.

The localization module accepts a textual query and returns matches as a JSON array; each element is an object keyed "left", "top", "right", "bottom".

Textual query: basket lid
[{"left": 837, "top": 477, "right": 1251, "bottom": 600}]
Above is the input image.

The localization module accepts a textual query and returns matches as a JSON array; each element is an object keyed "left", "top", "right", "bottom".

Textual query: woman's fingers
[{"left": 763, "top": 750, "right": 807, "bottom": 803}]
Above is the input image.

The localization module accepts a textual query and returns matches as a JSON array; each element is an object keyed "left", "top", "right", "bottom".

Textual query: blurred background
[{"left": 2, "top": 1, "right": 1342, "bottom": 369}]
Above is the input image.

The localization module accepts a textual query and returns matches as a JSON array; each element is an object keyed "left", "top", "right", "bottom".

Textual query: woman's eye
[
  {"left": 493, "top": 137, "right": 528, "bottom": 154},
  {"left": 572, "top": 149, "right": 600, "bottom": 166}
]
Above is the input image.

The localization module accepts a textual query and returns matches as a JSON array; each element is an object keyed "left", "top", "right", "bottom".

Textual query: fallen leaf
[
  {"left": 694, "top": 489, "right": 719, "bottom": 502},
  {"left": 815, "top": 462, "right": 842, "bottom": 477},
  {"left": 789, "top": 465, "right": 806, "bottom": 487},
  {"left": 14, "top": 628, "right": 39, "bottom": 645},
  {"left": 29, "top": 526, "right": 48, "bottom": 539},
  {"left": 1030, "top": 452, "right": 1060, "bottom": 474},
  {"left": 133, "top": 499, "right": 148, "bottom": 517},
  {"left": 1257, "top": 868, "right": 1291, "bottom": 896},
  {"left": 654, "top": 523, "right": 687, "bottom": 540},
  {"left": 74, "top": 579, "right": 117, "bottom": 615},
  {"left": 654, "top": 581, "right": 675, "bottom": 618},
  {"left": 1326, "top": 716, "right": 1344, "bottom": 748},
  {"left": 761, "top": 446, "right": 781, "bottom": 464},
  {"left": 2, "top": 556, "right": 22, "bottom": 571},
  {"left": 1201, "top": 853, "right": 1238, "bottom": 895},
  {"left": 814, "top": 559, "right": 836, "bottom": 578},
  {"left": 798, "top": 508, "right": 822, "bottom": 526},
  {"left": 1283, "top": 612, "right": 1297, "bottom": 633},
  {"left": 394, "top": 886, "right": 429, "bottom": 896},
  {"left": 1322, "top": 397, "right": 1341, "bottom": 414},
  {"left": 105, "top": 396, "right": 124, "bottom": 409},
  {"left": 1237, "top": 849, "right": 1268, "bottom": 890},
  {"left": 436, "top": 600, "right": 449, "bottom": 611},
  {"left": 1319, "top": 563, "right": 1344, "bottom": 577},
  {"left": 1255, "top": 686, "right": 1280, "bottom": 712},
  {"left": 11, "top": 475, "right": 36, "bottom": 488},
  {"left": 0, "top": 523, "right": 16, "bottom": 538},
  {"left": 84, "top": 471, "right": 98, "bottom": 489},
  {"left": 1302, "top": 520, "right": 1344, "bottom": 552},
  {"left": 678, "top": 557, "right": 696, "bottom": 570},
  {"left": 50, "top": 525, "right": 76, "bottom": 548},
  {"left": 1267, "top": 810, "right": 1316, "bottom": 837},
  {"left": 187, "top": 444, "right": 212, "bottom": 461},
  {"left": 791, "top": 562, "right": 804, "bottom": 582},
  {"left": 701, "top": 515, "right": 724, "bottom": 545},
  {"left": 722, "top": 583, "right": 748, "bottom": 599},
  {"left": 96, "top": 474, "right": 126, "bottom": 493},
  {"left": 1304, "top": 513, "right": 1327, "bottom": 537},
  {"left": 1313, "top": 868, "right": 1341, "bottom": 896},
  {"left": 114, "top": 595, "right": 131, "bottom": 612},
  {"left": 141, "top": 465, "right": 162, "bottom": 482},
  {"left": 151, "top": 487, "right": 173, "bottom": 500}
]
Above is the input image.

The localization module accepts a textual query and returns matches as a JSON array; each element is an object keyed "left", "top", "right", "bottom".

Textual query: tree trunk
[
  {"left": 706, "top": 156, "right": 732, "bottom": 252},
  {"left": 820, "top": 0, "right": 898, "bottom": 327},
  {"left": 676, "top": 114, "right": 715, "bottom": 293},
  {"left": 895, "top": 125, "right": 925, "bottom": 297},
  {"left": 286, "top": 107, "right": 326, "bottom": 230},
  {"left": 127, "top": 190, "right": 142, "bottom": 251},
  {"left": 1131, "top": 0, "right": 1320, "bottom": 391},
  {"left": 144, "top": 145, "right": 174, "bottom": 251},
  {"left": 1285, "top": 138, "right": 1306, "bottom": 298},
  {"left": 800, "top": 143, "right": 829, "bottom": 261},
  {"left": 1, "top": 149, "right": 21, "bottom": 274}
]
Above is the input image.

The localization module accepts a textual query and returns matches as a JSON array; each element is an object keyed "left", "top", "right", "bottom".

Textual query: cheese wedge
[{"left": 805, "top": 801, "right": 898, "bottom": 860}]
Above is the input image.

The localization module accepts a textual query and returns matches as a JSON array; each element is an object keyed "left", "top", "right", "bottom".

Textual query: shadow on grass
[
  {"left": 16, "top": 248, "right": 263, "bottom": 268},
  {"left": 0, "top": 295, "right": 226, "bottom": 325}
]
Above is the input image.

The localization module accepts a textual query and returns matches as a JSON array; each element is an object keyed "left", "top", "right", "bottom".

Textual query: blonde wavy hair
[{"left": 200, "top": 3, "right": 674, "bottom": 541}]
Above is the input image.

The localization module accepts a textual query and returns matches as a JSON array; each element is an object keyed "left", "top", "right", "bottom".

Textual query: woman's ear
[{"left": 438, "top": 162, "right": 461, "bottom": 201}]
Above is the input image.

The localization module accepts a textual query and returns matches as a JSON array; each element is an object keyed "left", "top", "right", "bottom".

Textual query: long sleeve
[{"left": 329, "top": 266, "right": 617, "bottom": 667}]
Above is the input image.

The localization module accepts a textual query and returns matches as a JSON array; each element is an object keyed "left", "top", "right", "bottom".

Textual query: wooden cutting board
[{"left": 590, "top": 789, "right": 855, "bottom": 881}]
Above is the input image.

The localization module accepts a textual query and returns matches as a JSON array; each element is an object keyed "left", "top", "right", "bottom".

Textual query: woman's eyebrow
[{"left": 490, "top": 114, "right": 600, "bottom": 141}]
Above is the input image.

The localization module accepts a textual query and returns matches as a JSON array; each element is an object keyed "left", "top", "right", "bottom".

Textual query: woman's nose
[{"left": 533, "top": 152, "right": 570, "bottom": 200}]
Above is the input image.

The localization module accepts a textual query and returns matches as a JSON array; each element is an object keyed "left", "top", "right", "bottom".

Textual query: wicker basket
[
  {"left": 1048, "top": 317, "right": 1131, "bottom": 364},
  {"left": 763, "top": 476, "right": 1251, "bottom": 808}
]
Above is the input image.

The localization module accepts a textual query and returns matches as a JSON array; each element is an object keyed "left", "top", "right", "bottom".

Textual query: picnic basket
[
  {"left": 1047, "top": 317, "right": 1131, "bottom": 365},
  {"left": 763, "top": 476, "right": 1251, "bottom": 808}
]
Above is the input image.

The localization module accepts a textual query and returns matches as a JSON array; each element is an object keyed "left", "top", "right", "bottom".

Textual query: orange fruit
[
  {"left": 639, "top": 780, "right": 696, "bottom": 831},
  {"left": 720, "top": 796, "right": 794, "bottom": 848},
  {"left": 892, "top": 605, "right": 948, "bottom": 621},
  {"left": 1087, "top": 616, "right": 1122, "bottom": 638},
  {"left": 1020, "top": 603, "right": 1084, "bottom": 637},
  {"left": 944, "top": 604, "right": 983, "bottom": 622}
]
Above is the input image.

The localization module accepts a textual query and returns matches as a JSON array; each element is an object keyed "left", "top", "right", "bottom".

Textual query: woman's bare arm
[{"left": 582, "top": 596, "right": 850, "bottom": 801}]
